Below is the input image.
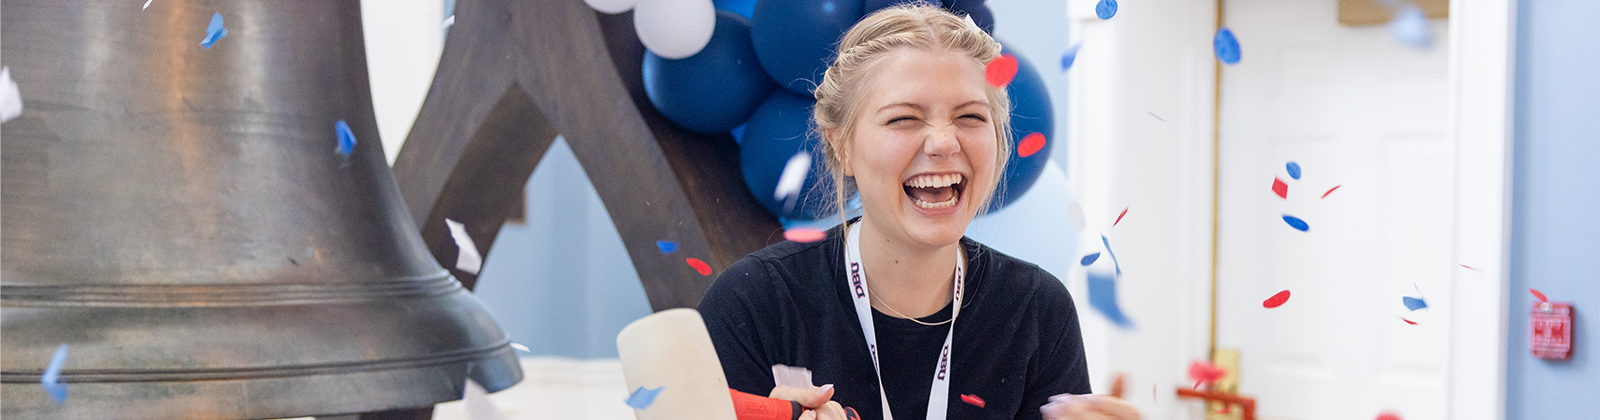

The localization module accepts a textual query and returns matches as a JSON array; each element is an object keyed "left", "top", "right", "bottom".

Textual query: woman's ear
[{"left": 826, "top": 128, "right": 854, "bottom": 177}]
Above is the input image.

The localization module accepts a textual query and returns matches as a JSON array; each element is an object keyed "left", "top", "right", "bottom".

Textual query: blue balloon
[
  {"left": 714, "top": 0, "right": 757, "bottom": 19},
  {"left": 751, "top": 0, "right": 864, "bottom": 94},
  {"left": 987, "top": 45, "right": 1055, "bottom": 212},
  {"left": 741, "top": 91, "right": 833, "bottom": 220},
  {"left": 864, "top": 0, "right": 939, "bottom": 15},
  {"left": 644, "top": 11, "right": 775, "bottom": 134}
]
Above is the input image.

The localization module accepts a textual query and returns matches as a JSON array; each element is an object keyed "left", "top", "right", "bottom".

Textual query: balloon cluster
[{"left": 596, "top": 0, "right": 1054, "bottom": 220}]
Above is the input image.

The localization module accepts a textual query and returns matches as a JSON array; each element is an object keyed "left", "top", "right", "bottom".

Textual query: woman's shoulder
[{"left": 701, "top": 225, "right": 844, "bottom": 306}]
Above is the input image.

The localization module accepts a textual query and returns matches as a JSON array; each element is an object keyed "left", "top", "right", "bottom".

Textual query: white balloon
[
  {"left": 584, "top": 0, "right": 635, "bottom": 14},
  {"left": 634, "top": 0, "right": 716, "bottom": 59}
]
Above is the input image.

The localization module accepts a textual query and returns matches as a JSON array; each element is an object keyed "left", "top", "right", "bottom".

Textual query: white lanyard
[{"left": 844, "top": 222, "right": 963, "bottom": 420}]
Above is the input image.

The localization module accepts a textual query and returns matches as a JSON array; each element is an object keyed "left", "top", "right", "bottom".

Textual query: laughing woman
[{"left": 698, "top": 5, "right": 1138, "bottom": 420}]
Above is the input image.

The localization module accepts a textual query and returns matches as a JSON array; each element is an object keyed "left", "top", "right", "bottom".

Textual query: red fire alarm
[{"left": 1531, "top": 301, "right": 1572, "bottom": 360}]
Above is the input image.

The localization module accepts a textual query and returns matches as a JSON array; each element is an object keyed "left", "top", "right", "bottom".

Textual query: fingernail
[{"left": 816, "top": 384, "right": 834, "bottom": 395}]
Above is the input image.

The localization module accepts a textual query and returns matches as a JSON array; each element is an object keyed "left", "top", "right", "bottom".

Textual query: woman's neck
[{"left": 856, "top": 218, "right": 961, "bottom": 319}]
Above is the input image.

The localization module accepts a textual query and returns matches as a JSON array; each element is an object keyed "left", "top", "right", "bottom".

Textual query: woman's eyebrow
[
  {"left": 876, "top": 102, "right": 926, "bottom": 114},
  {"left": 955, "top": 100, "right": 991, "bottom": 110}
]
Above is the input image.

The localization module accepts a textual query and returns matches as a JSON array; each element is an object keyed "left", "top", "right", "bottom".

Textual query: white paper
[
  {"left": 1, "top": 67, "right": 22, "bottom": 123},
  {"left": 771, "top": 364, "right": 814, "bottom": 389},
  {"left": 774, "top": 151, "right": 810, "bottom": 200},
  {"left": 445, "top": 219, "right": 484, "bottom": 275},
  {"left": 442, "top": 15, "right": 456, "bottom": 29},
  {"left": 463, "top": 379, "right": 504, "bottom": 420}
]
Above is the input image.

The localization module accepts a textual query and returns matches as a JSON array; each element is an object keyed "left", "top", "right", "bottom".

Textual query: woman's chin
[{"left": 899, "top": 193, "right": 972, "bottom": 246}]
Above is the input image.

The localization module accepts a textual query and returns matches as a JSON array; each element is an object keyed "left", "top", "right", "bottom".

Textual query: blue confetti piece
[
  {"left": 334, "top": 120, "right": 357, "bottom": 157},
  {"left": 1282, "top": 215, "right": 1310, "bottom": 232},
  {"left": 1403, "top": 296, "right": 1427, "bottom": 311},
  {"left": 625, "top": 386, "right": 664, "bottom": 409},
  {"left": 1286, "top": 161, "right": 1302, "bottom": 180},
  {"left": 1088, "top": 271, "right": 1134, "bottom": 328},
  {"left": 41, "top": 343, "right": 68, "bottom": 404},
  {"left": 1214, "top": 27, "right": 1241, "bottom": 65},
  {"left": 1095, "top": 0, "right": 1117, "bottom": 20},
  {"left": 1389, "top": 5, "right": 1432, "bottom": 49},
  {"left": 1060, "top": 43, "right": 1082, "bottom": 72},
  {"left": 1080, "top": 252, "right": 1101, "bottom": 266},
  {"left": 200, "top": 13, "right": 228, "bottom": 50},
  {"left": 1101, "top": 235, "right": 1122, "bottom": 275},
  {"left": 656, "top": 240, "right": 678, "bottom": 254}
]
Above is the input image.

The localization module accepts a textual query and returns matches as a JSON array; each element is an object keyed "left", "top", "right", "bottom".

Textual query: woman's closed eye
[{"left": 887, "top": 116, "right": 921, "bottom": 126}]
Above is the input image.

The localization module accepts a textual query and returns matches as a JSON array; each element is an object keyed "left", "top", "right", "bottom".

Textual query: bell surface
[{"left": 0, "top": 0, "right": 522, "bottom": 418}]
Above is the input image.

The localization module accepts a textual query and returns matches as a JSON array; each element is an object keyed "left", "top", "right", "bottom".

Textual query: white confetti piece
[
  {"left": 774, "top": 152, "right": 810, "bottom": 200},
  {"left": 771, "top": 364, "right": 813, "bottom": 389},
  {"left": 1067, "top": 201, "right": 1086, "bottom": 231},
  {"left": 464, "top": 379, "right": 503, "bottom": 420},
  {"left": 445, "top": 219, "right": 483, "bottom": 275},
  {"left": 142, "top": 0, "right": 152, "bottom": 10},
  {"left": 1, "top": 67, "right": 22, "bottom": 123},
  {"left": 442, "top": 15, "right": 455, "bottom": 29},
  {"left": 510, "top": 342, "right": 530, "bottom": 352}
]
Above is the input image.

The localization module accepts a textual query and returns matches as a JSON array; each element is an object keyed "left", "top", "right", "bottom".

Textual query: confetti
[
  {"left": 1094, "top": 0, "right": 1117, "bottom": 20},
  {"left": 625, "top": 386, "right": 664, "bottom": 409},
  {"left": 1321, "top": 185, "right": 1341, "bottom": 199},
  {"left": 1262, "top": 290, "right": 1290, "bottom": 308},
  {"left": 1403, "top": 296, "right": 1427, "bottom": 311},
  {"left": 1285, "top": 161, "right": 1302, "bottom": 180},
  {"left": 1100, "top": 235, "right": 1122, "bottom": 275},
  {"left": 1272, "top": 178, "right": 1288, "bottom": 200},
  {"left": 445, "top": 219, "right": 484, "bottom": 275},
  {"left": 784, "top": 227, "right": 827, "bottom": 243},
  {"left": 686, "top": 257, "right": 712, "bottom": 276},
  {"left": 1188, "top": 360, "right": 1226, "bottom": 390},
  {"left": 774, "top": 152, "right": 811, "bottom": 200},
  {"left": 510, "top": 342, "right": 531, "bottom": 352},
  {"left": 1067, "top": 202, "right": 1086, "bottom": 231},
  {"left": 1213, "top": 27, "right": 1241, "bottom": 65},
  {"left": 961, "top": 394, "right": 986, "bottom": 408},
  {"left": 200, "top": 13, "right": 228, "bottom": 50},
  {"left": 442, "top": 15, "right": 456, "bottom": 29},
  {"left": 1530, "top": 288, "right": 1548, "bottom": 303},
  {"left": 1079, "top": 252, "right": 1102, "bottom": 266},
  {"left": 1389, "top": 5, "right": 1431, "bottom": 49},
  {"left": 1017, "top": 133, "right": 1047, "bottom": 158},
  {"left": 1376, "top": 412, "right": 1404, "bottom": 420},
  {"left": 334, "top": 120, "right": 357, "bottom": 157},
  {"left": 1059, "top": 43, "right": 1082, "bottom": 71},
  {"left": 1112, "top": 207, "right": 1129, "bottom": 228},
  {"left": 0, "top": 67, "right": 21, "bottom": 123},
  {"left": 771, "top": 364, "right": 813, "bottom": 389},
  {"left": 656, "top": 240, "right": 679, "bottom": 254},
  {"left": 1282, "top": 215, "right": 1309, "bottom": 232},
  {"left": 1147, "top": 111, "right": 1165, "bottom": 122},
  {"left": 41, "top": 343, "right": 68, "bottom": 404},
  {"left": 1398, "top": 316, "right": 1418, "bottom": 325},
  {"left": 143, "top": 0, "right": 152, "bottom": 10},
  {"left": 1087, "top": 271, "right": 1133, "bottom": 328},
  {"left": 464, "top": 379, "right": 504, "bottom": 420},
  {"left": 985, "top": 54, "right": 1019, "bottom": 87},
  {"left": 1459, "top": 264, "right": 1482, "bottom": 272}
]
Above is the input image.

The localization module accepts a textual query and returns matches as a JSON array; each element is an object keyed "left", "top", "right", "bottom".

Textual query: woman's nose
[{"left": 923, "top": 124, "right": 961, "bottom": 157}]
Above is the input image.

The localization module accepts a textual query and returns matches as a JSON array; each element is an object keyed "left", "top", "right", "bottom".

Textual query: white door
[{"left": 1215, "top": 1, "right": 1453, "bottom": 419}]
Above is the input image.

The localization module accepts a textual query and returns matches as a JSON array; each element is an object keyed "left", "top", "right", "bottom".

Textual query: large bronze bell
[{"left": 0, "top": 0, "right": 522, "bottom": 417}]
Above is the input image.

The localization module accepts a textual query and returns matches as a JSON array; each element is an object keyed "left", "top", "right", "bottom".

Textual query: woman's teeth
[
  {"left": 912, "top": 195, "right": 959, "bottom": 209},
  {"left": 905, "top": 173, "right": 962, "bottom": 188},
  {"left": 904, "top": 173, "right": 963, "bottom": 209}
]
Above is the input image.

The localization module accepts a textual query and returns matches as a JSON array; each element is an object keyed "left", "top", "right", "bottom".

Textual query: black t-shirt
[{"left": 698, "top": 224, "right": 1091, "bottom": 420}]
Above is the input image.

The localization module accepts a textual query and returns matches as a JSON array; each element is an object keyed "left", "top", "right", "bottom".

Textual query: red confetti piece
[
  {"left": 1399, "top": 316, "right": 1418, "bottom": 325},
  {"left": 1262, "top": 290, "right": 1291, "bottom": 308},
  {"left": 960, "top": 394, "right": 985, "bottom": 408},
  {"left": 985, "top": 54, "right": 1019, "bottom": 87},
  {"left": 1271, "top": 177, "right": 1288, "bottom": 200},
  {"left": 1188, "top": 360, "right": 1226, "bottom": 390},
  {"left": 1531, "top": 288, "right": 1548, "bottom": 303},
  {"left": 1321, "top": 185, "right": 1341, "bottom": 199},
  {"left": 686, "top": 258, "right": 712, "bottom": 276},
  {"left": 1017, "top": 133, "right": 1046, "bottom": 157},
  {"left": 1376, "top": 412, "right": 1403, "bottom": 420},
  {"left": 1459, "top": 264, "right": 1482, "bottom": 272},
  {"left": 783, "top": 228, "right": 827, "bottom": 243},
  {"left": 1112, "top": 207, "right": 1129, "bottom": 228}
]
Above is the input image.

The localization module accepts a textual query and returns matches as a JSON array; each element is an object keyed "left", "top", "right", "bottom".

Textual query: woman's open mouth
[{"left": 903, "top": 173, "right": 967, "bottom": 210}]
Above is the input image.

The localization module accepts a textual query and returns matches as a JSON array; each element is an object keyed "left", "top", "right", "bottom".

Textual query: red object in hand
[
  {"left": 1531, "top": 301, "right": 1573, "bottom": 360},
  {"left": 1188, "top": 361, "right": 1226, "bottom": 390},
  {"left": 729, "top": 389, "right": 860, "bottom": 420},
  {"left": 961, "top": 394, "right": 986, "bottom": 408}
]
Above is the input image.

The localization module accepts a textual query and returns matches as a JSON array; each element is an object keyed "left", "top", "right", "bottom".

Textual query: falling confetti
[
  {"left": 1018, "top": 133, "right": 1047, "bottom": 158},
  {"left": 771, "top": 364, "right": 814, "bottom": 389},
  {"left": 1188, "top": 360, "right": 1226, "bottom": 390},
  {"left": 334, "top": 120, "right": 357, "bottom": 157},
  {"left": 1376, "top": 412, "right": 1404, "bottom": 420},
  {"left": 1282, "top": 215, "right": 1310, "bottom": 232},
  {"left": 1459, "top": 264, "right": 1482, "bottom": 272},
  {"left": 985, "top": 54, "right": 1019, "bottom": 87},
  {"left": 445, "top": 219, "right": 484, "bottom": 275},
  {"left": 1530, "top": 288, "right": 1548, "bottom": 303},
  {"left": 686, "top": 258, "right": 712, "bottom": 276},
  {"left": 1094, "top": 0, "right": 1117, "bottom": 20},
  {"left": 510, "top": 342, "right": 531, "bottom": 352},
  {"left": 1213, "top": 27, "right": 1241, "bottom": 65},
  {"left": 1272, "top": 178, "right": 1288, "bottom": 200},
  {"left": 961, "top": 394, "right": 986, "bottom": 408},
  {"left": 442, "top": 15, "right": 456, "bottom": 29},
  {"left": 41, "top": 343, "right": 68, "bottom": 404},
  {"left": 656, "top": 240, "right": 679, "bottom": 254},
  {"left": 1059, "top": 43, "right": 1082, "bottom": 71},
  {"left": 1100, "top": 235, "right": 1122, "bottom": 275},
  {"left": 1389, "top": 5, "right": 1431, "bottom": 49},
  {"left": 774, "top": 152, "right": 811, "bottom": 200},
  {"left": 1403, "top": 296, "right": 1427, "bottom": 311},
  {"left": 1087, "top": 271, "right": 1133, "bottom": 328},
  {"left": 1321, "top": 185, "right": 1341, "bottom": 199},
  {"left": 1398, "top": 316, "right": 1418, "bottom": 325},
  {"left": 143, "top": 0, "right": 152, "bottom": 10},
  {"left": 784, "top": 227, "right": 827, "bottom": 243},
  {"left": 0, "top": 67, "right": 21, "bottom": 123},
  {"left": 625, "top": 386, "right": 664, "bottom": 409},
  {"left": 1079, "top": 252, "right": 1102, "bottom": 266},
  {"left": 1147, "top": 111, "right": 1165, "bottom": 122},
  {"left": 200, "top": 13, "right": 228, "bottom": 50},
  {"left": 1112, "top": 207, "right": 1129, "bottom": 228},
  {"left": 1262, "top": 290, "right": 1290, "bottom": 308},
  {"left": 1286, "top": 161, "right": 1302, "bottom": 180},
  {"left": 464, "top": 379, "right": 504, "bottom": 420},
  {"left": 1067, "top": 202, "right": 1086, "bottom": 231}
]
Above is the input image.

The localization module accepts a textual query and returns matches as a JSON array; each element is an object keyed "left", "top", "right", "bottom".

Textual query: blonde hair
[{"left": 811, "top": 4, "right": 1013, "bottom": 226}]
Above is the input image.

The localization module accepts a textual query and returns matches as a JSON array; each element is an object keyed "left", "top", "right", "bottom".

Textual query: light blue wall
[{"left": 1505, "top": 0, "right": 1600, "bottom": 417}]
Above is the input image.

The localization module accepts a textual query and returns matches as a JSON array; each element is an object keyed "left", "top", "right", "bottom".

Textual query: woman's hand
[
  {"left": 770, "top": 384, "right": 849, "bottom": 420},
  {"left": 1039, "top": 394, "right": 1140, "bottom": 420}
]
